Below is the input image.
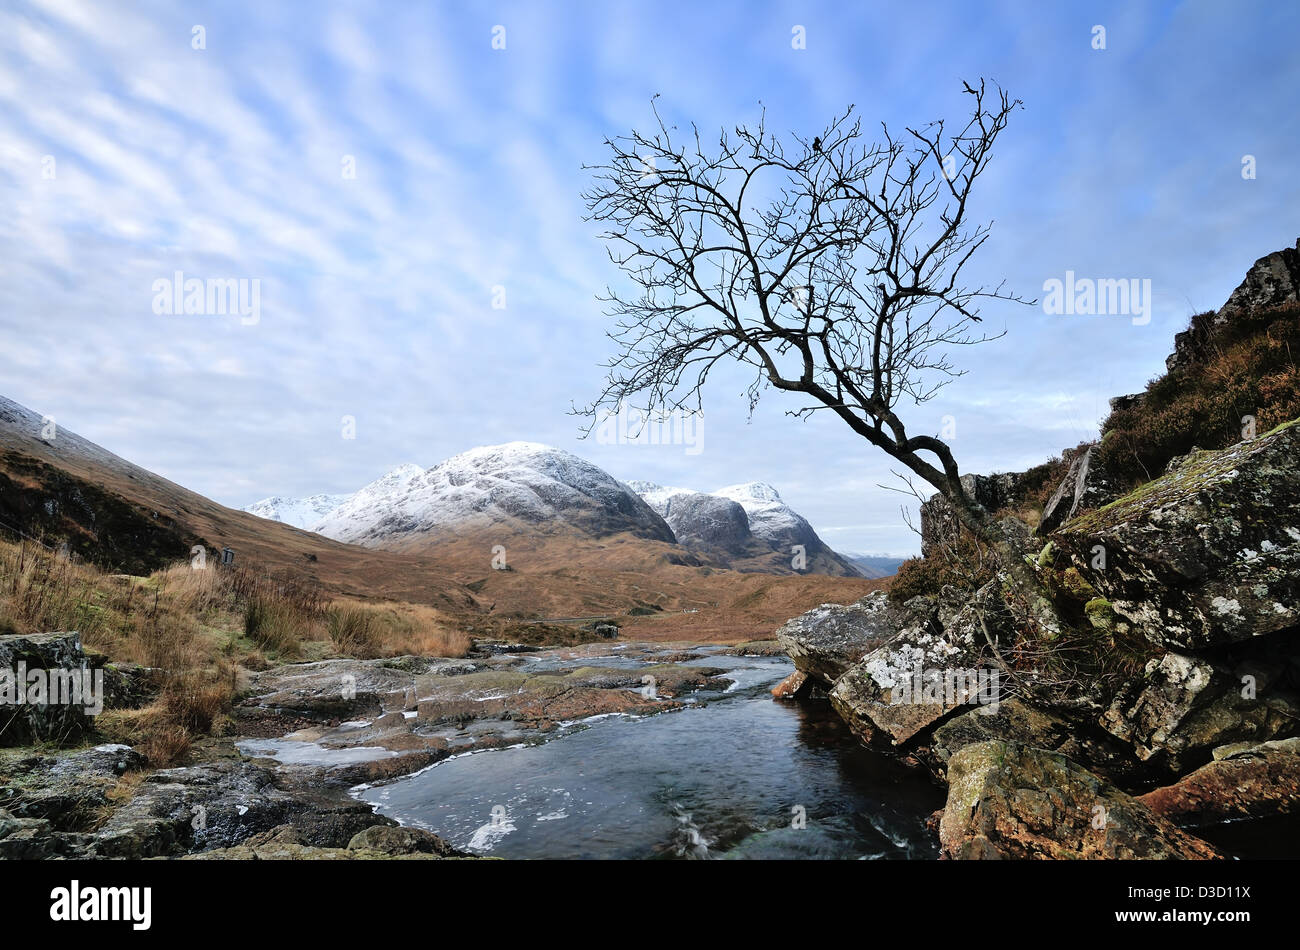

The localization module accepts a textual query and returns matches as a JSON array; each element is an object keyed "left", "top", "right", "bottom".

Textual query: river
[{"left": 355, "top": 651, "right": 944, "bottom": 859}]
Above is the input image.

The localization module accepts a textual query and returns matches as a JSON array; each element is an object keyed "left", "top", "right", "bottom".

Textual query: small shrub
[
  {"left": 888, "top": 532, "right": 995, "bottom": 606},
  {"left": 158, "top": 670, "right": 234, "bottom": 734},
  {"left": 327, "top": 605, "right": 382, "bottom": 658},
  {"left": 138, "top": 724, "right": 192, "bottom": 768},
  {"left": 244, "top": 595, "right": 306, "bottom": 657}
]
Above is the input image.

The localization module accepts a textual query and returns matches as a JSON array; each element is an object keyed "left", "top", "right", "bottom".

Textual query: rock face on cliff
[
  {"left": 918, "top": 473, "right": 1025, "bottom": 558},
  {"left": 1035, "top": 445, "right": 1116, "bottom": 536},
  {"left": 939, "top": 741, "right": 1225, "bottom": 859},
  {"left": 658, "top": 492, "right": 752, "bottom": 555},
  {"left": 1167, "top": 238, "right": 1300, "bottom": 373},
  {"left": 1055, "top": 420, "right": 1300, "bottom": 651}
]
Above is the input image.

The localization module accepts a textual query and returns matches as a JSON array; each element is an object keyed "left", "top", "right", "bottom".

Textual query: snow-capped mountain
[
  {"left": 628, "top": 480, "right": 861, "bottom": 576},
  {"left": 243, "top": 493, "right": 352, "bottom": 530},
  {"left": 307, "top": 443, "right": 673, "bottom": 548},
  {"left": 241, "top": 444, "right": 857, "bottom": 575}
]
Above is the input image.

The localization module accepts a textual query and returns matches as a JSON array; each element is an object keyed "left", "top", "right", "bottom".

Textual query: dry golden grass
[
  {"left": 326, "top": 599, "right": 472, "bottom": 659},
  {"left": 0, "top": 534, "right": 478, "bottom": 762}
]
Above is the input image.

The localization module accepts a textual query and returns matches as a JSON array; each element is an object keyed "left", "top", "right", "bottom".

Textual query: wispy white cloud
[{"left": 0, "top": 0, "right": 1296, "bottom": 555}]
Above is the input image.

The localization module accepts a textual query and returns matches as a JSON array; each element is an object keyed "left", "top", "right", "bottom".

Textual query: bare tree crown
[{"left": 580, "top": 81, "right": 1026, "bottom": 516}]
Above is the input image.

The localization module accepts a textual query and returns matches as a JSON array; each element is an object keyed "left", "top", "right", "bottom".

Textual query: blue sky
[{"left": 1, "top": 0, "right": 1297, "bottom": 555}]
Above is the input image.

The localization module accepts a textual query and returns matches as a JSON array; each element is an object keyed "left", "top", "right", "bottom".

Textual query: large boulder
[
  {"left": 0, "top": 632, "right": 98, "bottom": 745},
  {"left": 829, "top": 586, "right": 1003, "bottom": 747},
  {"left": 939, "top": 741, "right": 1225, "bottom": 859},
  {"left": 1098, "top": 651, "right": 1299, "bottom": 773},
  {"left": 931, "top": 698, "right": 1143, "bottom": 786},
  {"left": 1054, "top": 420, "right": 1300, "bottom": 650},
  {"left": 775, "top": 590, "right": 902, "bottom": 687},
  {"left": 1139, "top": 737, "right": 1300, "bottom": 825}
]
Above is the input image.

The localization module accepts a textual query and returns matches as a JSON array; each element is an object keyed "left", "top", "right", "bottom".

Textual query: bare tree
[{"left": 579, "top": 81, "right": 1053, "bottom": 606}]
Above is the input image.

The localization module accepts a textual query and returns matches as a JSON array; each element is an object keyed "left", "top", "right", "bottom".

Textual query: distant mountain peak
[{"left": 308, "top": 441, "right": 673, "bottom": 548}]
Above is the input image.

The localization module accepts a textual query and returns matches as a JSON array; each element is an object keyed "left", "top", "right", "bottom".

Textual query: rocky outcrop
[
  {"left": 1035, "top": 444, "right": 1116, "bottom": 536},
  {"left": 1167, "top": 238, "right": 1300, "bottom": 373},
  {"left": 0, "top": 632, "right": 98, "bottom": 745},
  {"left": 1055, "top": 420, "right": 1300, "bottom": 650},
  {"left": 1139, "top": 737, "right": 1300, "bottom": 826},
  {"left": 775, "top": 591, "right": 903, "bottom": 687},
  {"left": 931, "top": 699, "right": 1142, "bottom": 786},
  {"left": 939, "top": 741, "right": 1225, "bottom": 859},
  {"left": 919, "top": 473, "right": 1025, "bottom": 558},
  {"left": 1099, "top": 652, "right": 1299, "bottom": 773}
]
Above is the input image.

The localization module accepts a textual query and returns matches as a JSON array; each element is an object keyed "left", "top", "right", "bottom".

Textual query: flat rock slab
[{"left": 1139, "top": 737, "right": 1300, "bottom": 825}]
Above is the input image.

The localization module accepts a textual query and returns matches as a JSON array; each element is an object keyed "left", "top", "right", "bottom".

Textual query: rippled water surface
[{"left": 357, "top": 653, "right": 944, "bottom": 859}]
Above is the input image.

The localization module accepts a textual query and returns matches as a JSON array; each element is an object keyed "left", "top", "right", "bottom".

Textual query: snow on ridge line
[{"left": 307, "top": 442, "right": 672, "bottom": 544}]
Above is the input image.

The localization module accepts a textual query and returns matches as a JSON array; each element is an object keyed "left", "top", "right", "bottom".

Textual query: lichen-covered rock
[
  {"left": 92, "top": 759, "right": 304, "bottom": 857},
  {"left": 829, "top": 585, "right": 1001, "bottom": 747},
  {"left": 1139, "top": 737, "right": 1300, "bottom": 825},
  {"left": 0, "top": 632, "right": 97, "bottom": 745},
  {"left": 776, "top": 590, "right": 902, "bottom": 687},
  {"left": 347, "top": 824, "right": 465, "bottom": 856},
  {"left": 1097, "top": 651, "right": 1299, "bottom": 772},
  {"left": 1055, "top": 420, "right": 1300, "bottom": 650},
  {"left": 0, "top": 743, "right": 145, "bottom": 833},
  {"left": 1100, "top": 653, "right": 1217, "bottom": 759},
  {"left": 931, "top": 698, "right": 1142, "bottom": 786},
  {"left": 939, "top": 741, "right": 1225, "bottom": 859}
]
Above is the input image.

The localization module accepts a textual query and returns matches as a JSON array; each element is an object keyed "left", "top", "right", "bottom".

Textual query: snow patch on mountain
[
  {"left": 633, "top": 480, "right": 813, "bottom": 548},
  {"left": 244, "top": 493, "right": 352, "bottom": 530}
]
